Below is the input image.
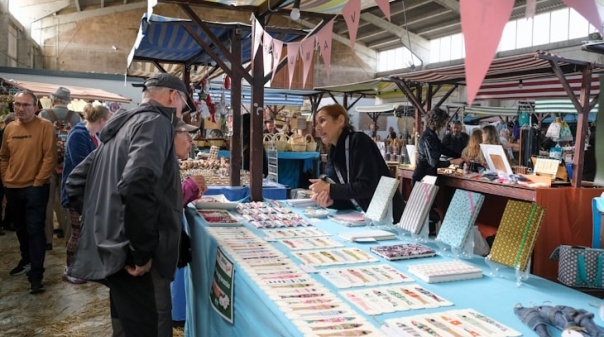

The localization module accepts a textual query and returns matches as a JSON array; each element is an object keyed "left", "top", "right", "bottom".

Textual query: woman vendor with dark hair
[
  {"left": 412, "top": 107, "right": 462, "bottom": 185},
  {"left": 308, "top": 104, "right": 404, "bottom": 223}
]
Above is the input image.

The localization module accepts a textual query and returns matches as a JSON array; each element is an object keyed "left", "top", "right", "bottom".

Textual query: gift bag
[
  {"left": 550, "top": 193, "right": 604, "bottom": 289},
  {"left": 550, "top": 245, "right": 604, "bottom": 289}
]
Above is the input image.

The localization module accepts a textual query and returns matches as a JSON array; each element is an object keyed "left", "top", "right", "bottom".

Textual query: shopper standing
[
  {"left": 65, "top": 73, "right": 191, "bottom": 337},
  {"left": 0, "top": 90, "right": 57, "bottom": 294}
]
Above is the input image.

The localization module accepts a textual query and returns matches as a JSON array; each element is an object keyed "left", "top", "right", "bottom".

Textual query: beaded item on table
[
  {"left": 319, "top": 264, "right": 413, "bottom": 288},
  {"left": 206, "top": 227, "right": 384, "bottom": 337},
  {"left": 340, "top": 284, "right": 453, "bottom": 315},
  {"left": 384, "top": 308, "right": 521, "bottom": 337}
]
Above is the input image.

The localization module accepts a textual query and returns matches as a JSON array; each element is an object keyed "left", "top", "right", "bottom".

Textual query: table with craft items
[
  {"left": 182, "top": 204, "right": 603, "bottom": 337},
  {"left": 398, "top": 166, "right": 604, "bottom": 280}
]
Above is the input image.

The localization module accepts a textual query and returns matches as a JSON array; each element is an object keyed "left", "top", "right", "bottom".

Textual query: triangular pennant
[
  {"left": 562, "top": 0, "right": 603, "bottom": 36},
  {"left": 525, "top": 0, "right": 536, "bottom": 18},
  {"left": 263, "top": 31, "right": 273, "bottom": 78},
  {"left": 374, "top": 0, "right": 391, "bottom": 21},
  {"left": 342, "top": 0, "right": 361, "bottom": 49},
  {"left": 252, "top": 17, "right": 264, "bottom": 63},
  {"left": 300, "top": 37, "right": 316, "bottom": 89},
  {"left": 272, "top": 39, "right": 284, "bottom": 82},
  {"left": 286, "top": 42, "right": 300, "bottom": 89},
  {"left": 461, "top": 0, "right": 514, "bottom": 105},
  {"left": 316, "top": 18, "right": 335, "bottom": 79}
]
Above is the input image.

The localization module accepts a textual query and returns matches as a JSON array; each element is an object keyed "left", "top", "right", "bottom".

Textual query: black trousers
[{"left": 105, "top": 268, "right": 172, "bottom": 337}]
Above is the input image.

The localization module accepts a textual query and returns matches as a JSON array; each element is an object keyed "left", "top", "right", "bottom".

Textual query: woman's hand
[
  {"left": 311, "top": 191, "right": 334, "bottom": 208},
  {"left": 450, "top": 158, "right": 463, "bottom": 166},
  {"left": 191, "top": 175, "right": 208, "bottom": 197},
  {"left": 308, "top": 178, "right": 330, "bottom": 195}
]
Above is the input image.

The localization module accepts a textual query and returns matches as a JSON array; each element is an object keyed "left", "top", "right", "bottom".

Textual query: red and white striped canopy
[{"left": 390, "top": 51, "right": 604, "bottom": 101}]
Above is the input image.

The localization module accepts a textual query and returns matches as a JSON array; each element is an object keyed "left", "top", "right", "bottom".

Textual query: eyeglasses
[
  {"left": 14, "top": 102, "right": 34, "bottom": 108},
  {"left": 173, "top": 90, "right": 192, "bottom": 112}
]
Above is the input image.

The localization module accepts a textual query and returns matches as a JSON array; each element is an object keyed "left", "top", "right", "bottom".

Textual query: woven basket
[
  {"left": 305, "top": 134, "right": 317, "bottom": 152},
  {"left": 291, "top": 143, "right": 307, "bottom": 152},
  {"left": 194, "top": 139, "right": 207, "bottom": 148},
  {"left": 208, "top": 139, "right": 225, "bottom": 148},
  {"left": 263, "top": 134, "right": 274, "bottom": 150},
  {"left": 273, "top": 134, "right": 289, "bottom": 151}
]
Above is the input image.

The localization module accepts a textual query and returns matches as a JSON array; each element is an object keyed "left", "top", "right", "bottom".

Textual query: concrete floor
[
  {"left": 0, "top": 230, "right": 187, "bottom": 337},
  {"left": 0, "top": 231, "right": 112, "bottom": 336}
]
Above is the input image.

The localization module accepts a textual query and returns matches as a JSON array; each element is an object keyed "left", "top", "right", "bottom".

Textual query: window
[{"left": 377, "top": 46, "right": 421, "bottom": 72}]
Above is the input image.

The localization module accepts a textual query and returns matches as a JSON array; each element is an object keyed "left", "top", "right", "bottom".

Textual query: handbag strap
[
  {"left": 593, "top": 197, "right": 602, "bottom": 248},
  {"left": 577, "top": 253, "right": 603, "bottom": 288},
  {"left": 513, "top": 204, "right": 538, "bottom": 268},
  {"left": 333, "top": 135, "right": 361, "bottom": 210}
]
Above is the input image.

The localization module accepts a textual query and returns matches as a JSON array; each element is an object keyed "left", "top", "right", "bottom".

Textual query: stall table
[{"left": 183, "top": 206, "right": 603, "bottom": 337}]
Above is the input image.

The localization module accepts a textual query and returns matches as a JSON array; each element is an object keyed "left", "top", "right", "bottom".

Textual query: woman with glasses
[{"left": 60, "top": 104, "right": 111, "bottom": 285}]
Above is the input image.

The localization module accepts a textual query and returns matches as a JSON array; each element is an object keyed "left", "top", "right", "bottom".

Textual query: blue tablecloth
[
  {"left": 183, "top": 206, "right": 603, "bottom": 337},
  {"left": 205, "top": 182, "right": 288, "bottom": 201},
  {"left": 276, "top": 151, "right": 320, "bottom": 189}
]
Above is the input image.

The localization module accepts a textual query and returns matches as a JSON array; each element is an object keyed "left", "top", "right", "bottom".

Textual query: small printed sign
[{"left": 210, "top": 246, "right": 235, "bottom": 323}]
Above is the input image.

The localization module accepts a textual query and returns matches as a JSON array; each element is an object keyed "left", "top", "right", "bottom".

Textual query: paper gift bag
[
  {"left": 204, "top": 116, "right": 222, "bottom": 130},
  {"left": 489, "top": 200, "right": 545, "bottom": 271}
]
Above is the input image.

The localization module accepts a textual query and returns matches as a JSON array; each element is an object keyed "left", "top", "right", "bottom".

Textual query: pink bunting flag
[
  {"left": 286, "top": 41, "right": 300, "bottom": 89},
  {"left": 461, "top": 0, "right": 514, "bottom": 105},
  {"left": 252, "top": 17, "right": 263, "bottom": 63},
  {"left": 272, "top": 39, "right": 284, "bottom": 82},
  {"left": 300, "top": 37, "right": 316, "bottom": 89},
  {"left": 562, "top": 0, "right": 603, "bottom": 36},
  {"left": 263, "top": 31, "right": 273, "bottom": 78},
  {"left": 316, "top": 18, "right": 335, "bottom": 79},
  {"left": 525, "top": 0, "right": 536, "bottom": 18},
  {"left": 342, "top": 0, "right": 361, "bottom": 49},
  {"left": 374, "top": 0, "right": 391, "bottom": 21}
]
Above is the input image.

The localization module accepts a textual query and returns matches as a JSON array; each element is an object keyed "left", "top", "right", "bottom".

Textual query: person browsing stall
[
  {"left": 64, "top": 73, "right": 194, "bottom": 337},
  {"left": 61, "top": 103, "right": 112, "bottom": 285},
  {"left": 308, "top": 104, "right": 404, "bottom": 223},
  {"left": 412, "top": 108, "right": 462, "bottom": 185}
]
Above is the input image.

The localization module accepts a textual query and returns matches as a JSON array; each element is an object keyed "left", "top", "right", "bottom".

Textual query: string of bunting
[{"left": 251, "top": 0, "right": 602, "bottom": 100}]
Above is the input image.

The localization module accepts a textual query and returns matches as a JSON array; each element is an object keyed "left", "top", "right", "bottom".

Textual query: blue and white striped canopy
[{"left": 127, "top": 13, "right": 308, "bottom": 81}]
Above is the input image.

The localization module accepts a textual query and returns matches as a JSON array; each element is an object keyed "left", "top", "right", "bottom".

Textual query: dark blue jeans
[{"left": 6, "top": 184, "right": 50, "bottom": 280}]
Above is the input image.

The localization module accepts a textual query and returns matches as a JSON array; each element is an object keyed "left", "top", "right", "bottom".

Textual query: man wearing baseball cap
[{"left": 64, "top": 73, "right": 191, "bottom": 336}]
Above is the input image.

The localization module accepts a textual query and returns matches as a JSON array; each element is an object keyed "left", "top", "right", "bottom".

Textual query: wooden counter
[{"left": 397, "top": 166, "right": 604, "bottom": 280}]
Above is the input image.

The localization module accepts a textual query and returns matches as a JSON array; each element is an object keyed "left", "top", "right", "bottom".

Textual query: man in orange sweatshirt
[{"left": 0, "top": 90, "right": 57, "bottom": 294}]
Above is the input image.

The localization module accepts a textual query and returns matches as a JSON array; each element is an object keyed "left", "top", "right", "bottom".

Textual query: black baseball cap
[
  {"left": 143, "top": 73, "right": 196, "bottom": 114},
  {"left": 175, "top": 118, "right": 199, "bottom": 132}
]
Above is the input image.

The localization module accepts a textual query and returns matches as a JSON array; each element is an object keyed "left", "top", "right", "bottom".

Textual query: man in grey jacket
[{"left": 65, "top": 73, "right": 194, "bottom": 337}]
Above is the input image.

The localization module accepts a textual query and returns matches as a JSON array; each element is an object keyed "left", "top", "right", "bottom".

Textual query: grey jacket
[{"left": 66, "top": 100, "right": 182, "bottom": 280}]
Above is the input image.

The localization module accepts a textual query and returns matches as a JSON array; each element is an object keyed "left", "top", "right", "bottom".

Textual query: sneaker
[
  {"left": 9, "top": 262, "right": 30, "bottom": 276},
  {"left": 62, "top": 273, "right": 87, "bottom": 285},
  {"left": 54, "top": 229, "right": 64, "bottom": 238},
  {"left": 29, "top": 280, "right": 45, "bottom": 294}
]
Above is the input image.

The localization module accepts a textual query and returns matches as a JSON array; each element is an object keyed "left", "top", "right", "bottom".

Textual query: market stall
[{"left": 183, "top": 204, "right": 603, "bottom": 337}]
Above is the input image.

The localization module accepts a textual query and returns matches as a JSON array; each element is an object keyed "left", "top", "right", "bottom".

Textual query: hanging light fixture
[{"left": 290, "top": 0, "right": 301, "bottom": 20}]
